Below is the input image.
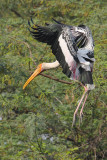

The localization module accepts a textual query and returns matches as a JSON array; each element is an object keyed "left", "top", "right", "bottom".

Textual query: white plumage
[{"left": 58, "top": 34, "right": 75, "bottom": 67}]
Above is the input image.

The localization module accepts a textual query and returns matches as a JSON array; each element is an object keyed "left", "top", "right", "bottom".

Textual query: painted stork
[{"left": 23, "top": 19, "right": 95, "bottom": 125}]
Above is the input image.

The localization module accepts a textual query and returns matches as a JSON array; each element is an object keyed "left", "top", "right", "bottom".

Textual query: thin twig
[
  {"left": 54, "top": 96, "right": 63, "bottom": 105},
  {"left": 22, "top": 41, "right": 36, "bottom": 65},
  {"left": 10, "top": 9, "right": 23, "bottom": 18}
]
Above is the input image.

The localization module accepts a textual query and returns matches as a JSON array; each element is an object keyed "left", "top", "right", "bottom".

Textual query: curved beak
[{"left": 23, "top": 64, "right": 42, "bottom": 89}]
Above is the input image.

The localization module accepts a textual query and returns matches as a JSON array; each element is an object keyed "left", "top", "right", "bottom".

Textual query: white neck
[{"left": 42, "top": 60, "right": 60, "bottom": 70}]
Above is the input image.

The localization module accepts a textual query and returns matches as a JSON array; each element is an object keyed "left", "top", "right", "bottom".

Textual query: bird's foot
[{"left": 72, "top": 91, "right": 87, "bottom": 127}]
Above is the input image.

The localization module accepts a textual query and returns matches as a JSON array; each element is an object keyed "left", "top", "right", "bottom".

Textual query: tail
[{"left": 79, "top": 68, "right": 93, "bottom": 85}]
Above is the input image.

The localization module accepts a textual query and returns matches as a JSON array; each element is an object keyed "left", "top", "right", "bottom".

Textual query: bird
[{"left": 23, "top": 18, "right": 95, "bottom": 125}]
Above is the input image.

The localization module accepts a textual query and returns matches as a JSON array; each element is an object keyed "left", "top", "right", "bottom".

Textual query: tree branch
[
  {"left": 10, "top": 9, "right": 23, "bottom": 19},
  {"left": 39, "top": 73, "right": 73, "bottom": 84}
]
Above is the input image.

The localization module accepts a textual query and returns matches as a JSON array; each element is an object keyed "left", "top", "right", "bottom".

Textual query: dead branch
[
  {"left": 39, "top": 73, "right": 73, "bottom": 85},
  {"left": 10, "top": 9, "right": 23, "bottom": 19}
]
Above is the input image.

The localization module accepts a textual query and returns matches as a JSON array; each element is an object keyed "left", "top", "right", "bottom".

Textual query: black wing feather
[
  {"left": 29, "top": 24, "right": 59, "bottom": 45},
  {"left": 28, "top": 19, "right": 89, "bottom": 78}
]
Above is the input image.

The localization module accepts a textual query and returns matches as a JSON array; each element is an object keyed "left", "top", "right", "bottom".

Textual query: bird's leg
[
  {"left": 72, "top": 86, "right": 88, "bottom": 126},
  {"left": 79, "top": 90, "right": 89, "bottom": 124},
  {"left": 72, "top": 92, "right": 86, "bottom": 126}
]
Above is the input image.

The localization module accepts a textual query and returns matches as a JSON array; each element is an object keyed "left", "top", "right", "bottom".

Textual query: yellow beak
[{"left": 23, "top": 64, "right": 42, "bottom": 89}]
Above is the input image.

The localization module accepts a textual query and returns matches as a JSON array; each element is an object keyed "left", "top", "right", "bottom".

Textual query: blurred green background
[{"left": 0, "top": 0, "right": 107, "bottom": 159}]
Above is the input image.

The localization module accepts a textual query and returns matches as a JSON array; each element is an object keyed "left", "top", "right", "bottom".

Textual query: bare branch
[
  {"left": 22, "top": 41, "right": 36, "bottom": 65},
  {"left": 39, "top": 73, "right": 73, "bottom": 85},
  {"left": 10, "top": 9, "right": 23, "bottom": 18}
]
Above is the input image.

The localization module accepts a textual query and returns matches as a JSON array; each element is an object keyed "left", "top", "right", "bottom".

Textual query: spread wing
[
  {"left": 28, "top": 19, "right": 87, "bottom": 77},
  {"left": 51, "top": 26, "right": 78, "bottom": 77}
]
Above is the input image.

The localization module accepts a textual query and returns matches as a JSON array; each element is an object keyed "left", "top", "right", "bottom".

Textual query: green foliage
[{"left": 0, "top": 0, "right": 107, "bottom": 159}]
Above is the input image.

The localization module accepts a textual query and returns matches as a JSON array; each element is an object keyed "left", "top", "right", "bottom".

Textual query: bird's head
[
  {"left": 78, "top": 25, "right": 91, "bottom": 36},
  {"left": 23, "top": 64, "right": 43, "bottom": 89}
]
